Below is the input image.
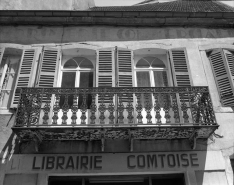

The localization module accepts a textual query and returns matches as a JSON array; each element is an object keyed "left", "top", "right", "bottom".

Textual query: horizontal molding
[{"left": 0, "top": 16, "right": 233, "bottom": 28}]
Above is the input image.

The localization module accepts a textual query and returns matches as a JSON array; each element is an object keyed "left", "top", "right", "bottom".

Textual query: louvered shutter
[
  {"left": 36, "top": 47, "right": 60, "bottom": 88},
  {"left": 96, "top": 48, "right": 115, "bottom": 88},
  {"left": 224, "top": 49, "right": 234, "bottom": 84},
  {"left": 0, "top": 48, "right": 5, "bottom": 65},
  {"left": 117, "top": 48, "right": 134, "bottom": 87},
  {"left": 12, "top": 48, "right": 40, "bottom": 106},
  {"left": 0, "top": 47, "right": 5, "bottom": 83},
  {"left": 169, "top": 48, "right": 192, "bottom": 87},
  {"left": 208, "top": 49, "right": 234, "bottom": 106},
  {"left": 117, "top": 48, "right": 134, "bottom": 102}
]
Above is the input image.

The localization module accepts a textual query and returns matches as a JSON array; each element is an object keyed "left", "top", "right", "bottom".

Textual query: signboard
[{"left": 4, "top": 151, "right": 225, "bottom": 174}]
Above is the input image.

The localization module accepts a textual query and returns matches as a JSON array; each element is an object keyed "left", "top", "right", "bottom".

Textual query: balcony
[{"left": 12, "top": 87, "right": 219, "bottom": 151}]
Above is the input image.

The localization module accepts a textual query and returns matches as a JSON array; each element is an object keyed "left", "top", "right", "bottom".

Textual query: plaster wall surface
[{"left": 0, "top": 0, "right": 95, "bottom": 10}]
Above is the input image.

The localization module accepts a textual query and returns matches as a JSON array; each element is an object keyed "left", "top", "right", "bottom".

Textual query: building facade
[{"left": 0, "top": 0, "right": 234, "bottom": 185}]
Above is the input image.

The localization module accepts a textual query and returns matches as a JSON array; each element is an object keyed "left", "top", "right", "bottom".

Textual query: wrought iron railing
[{"left": 14, "top": 86, "right": 217, "bottom": 127}]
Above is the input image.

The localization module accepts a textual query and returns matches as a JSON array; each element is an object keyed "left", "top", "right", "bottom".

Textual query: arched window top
[
  {"left": 64, "top": 57, "right": 93, "bottom": 69},
  {"left": 136, "top": 57, "right": 165, "bottom": 68}
]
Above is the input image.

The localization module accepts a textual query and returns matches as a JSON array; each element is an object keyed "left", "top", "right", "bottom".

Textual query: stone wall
[{"left": 0, "top": 0, "right": 95, "bottom": 10}]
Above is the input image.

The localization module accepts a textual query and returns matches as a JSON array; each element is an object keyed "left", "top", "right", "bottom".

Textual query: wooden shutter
[
  {"left": 96, "top": 48, "right": 115, "bottom": 87},
  {"left": 169, "top": 48, "right": 192, "bottom": 87},
  {"left": 208, "top": 49, "right": 234, "bottom": 106},
  {"left": 117, "top": 48, "right": 134, "bottom": 87},
  {"left": 36, "top": 47, "right": 60, "bottom": 88},
  {"left": 0, "top": 48, "right": 5, "bottom": 65},
  {"left": 12, "top": 48, "right": 40, "bottom": 106},
  {"left": 224, "top": 49, "right": 234, "bottom": 83},
  {"left": 0, "top": 47, "right": 5, "bottom": 84}
]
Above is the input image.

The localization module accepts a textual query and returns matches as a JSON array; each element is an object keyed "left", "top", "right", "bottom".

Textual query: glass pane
[
  {"left": 154, "top": 71, "right": 169, "bottom": 105},
  {"left": 79, "top": 59, "right": 93, "bottom": 69},
  {"left": 153, "top": 71, "right": 168, "bottom": 87},
  {"left": 64, "top": 59, "right": 78, "bottom": 68},
  {"left": 151, "top": 58, "right": 166, "bottom": 68},
  {"left": 78, "top": 72, "right": 94, "bottom": 108},
  {"left": 136, "top": 71, "right": 152, "bottom": 107},
  {"left": 136, "top": 59, "right": 150, "bottom": 68},
  {"left": 137, "top": 71, "right": 150, "bottom": 87},
  {"left": 60, "top": 72, "right": 76, "bottom": 108}
]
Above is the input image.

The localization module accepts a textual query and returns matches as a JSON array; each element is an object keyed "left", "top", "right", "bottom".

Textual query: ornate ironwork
[
  {"left": 13, "top": 86, "right": 219, "bottom": 150},
  {"left": 14, "top": 87, "right": 217, "bottom": 126}
]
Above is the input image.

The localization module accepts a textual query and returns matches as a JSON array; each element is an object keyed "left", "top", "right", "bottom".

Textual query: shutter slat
[
  {"left": 208, "top": 49, "right": 234, "bottom": 107},
  {"left": 169, "top": 49, "right": 191, "bottom": 87}
]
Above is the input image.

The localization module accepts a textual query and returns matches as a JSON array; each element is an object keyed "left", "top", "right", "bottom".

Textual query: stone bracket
[{"left": 189, "top": 131, "right": 198, "bottom": 150}]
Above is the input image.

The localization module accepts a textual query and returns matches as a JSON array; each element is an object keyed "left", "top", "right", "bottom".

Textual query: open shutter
[
  {"left": 169, "top": 48, "right": 192, "bottom": 87},
  {"left": 0, "top": 47, "right": 5, "bottom": 85},
  {"left": 12, "top": 48, "right": 40, "bottom": 106},
  {"left": 96, "top": 48, "right": 115, "bottom": 88},
  {"left": 36, "top": 47, "right": 60, "bottom": 88},
  {"left": 117, "top": 48, "right": 134, "bottom": 87},
  {"left": 117, "top": 48, "right": 134, "bottom": 103},
  {"left": 0, "top": 48, "right": 5, "bottom": 65},
  {"left": 224, "top": 49, "right": 234, "bottom": 85},
  {"left": 208, "top": 49, "right": 234, "bottom": 106}
]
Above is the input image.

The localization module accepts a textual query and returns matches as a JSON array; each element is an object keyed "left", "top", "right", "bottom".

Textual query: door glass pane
[
  {"left": 154, "top": 71, "right": 169, "bottom": 105},
  {"left": 60, "top": 72, "right": 76, "bottom": 108},
  {"left": 136, "top": 71, "right": 152, "bottom": 107},
  {"left": 137, "top": 71, "right": 150, "bottom": 87},
  {"left": 78, "top": 72, "right": 94, "bottom": 108},
  {"left": 153, "top": 71, "right": 168, "bottom": 87}
]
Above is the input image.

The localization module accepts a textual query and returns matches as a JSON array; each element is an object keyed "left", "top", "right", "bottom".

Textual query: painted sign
[
  {"left": 31, "top": 153, "right": 198, "bottom": 171},
  {"left": 4, "top": 151, "right": 225, "bottom": 174},
  {"left": 0, "top": 26, "right": 233, "bottom": 44}
]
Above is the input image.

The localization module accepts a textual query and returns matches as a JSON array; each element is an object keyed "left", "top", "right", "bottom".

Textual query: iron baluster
[
  {"left": 98, "top": 93, "right": 106, "bottom": 124},
  {"left": 108, "top": 93, "right": 115, "bottom": 124},
  {"left": 135, "top": 93, "right": 143, "bottom": 124},
  {"left": 80, "top": 92, "right": 87, "bottom": 125},
  {"left": 71, "top": 94, "right": 78, "bottom": 125},
  {"left": 163, "top": 93, "right": 171, "bottom": 123},
  {"left": 126, "top": 93, "right": 134, "bottom": 124},
  {"left": 154, "top": 93, "right": 161, "bottom": 124},
  {"left": 144, "top": 92, "right": 152, "bottom": 124},
  {"left": 90, "top": 93, "right": 97, "bottom": 124},
  {"left": 171, "top": 93, "right": 180, "bottom": 123},
  {"left": 42, "top": 93, "right": 51, "bottom": 125},
  {"left": 117, "top": 93, "right": 124, "bottom": 124},
  {"left": 52, "top": 94, "right": 60, "bottom": 125}
]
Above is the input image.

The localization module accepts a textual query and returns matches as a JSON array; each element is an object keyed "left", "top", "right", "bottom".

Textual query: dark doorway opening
[{"left": 49, "top": 174, "right": 185, "bottom": 185}]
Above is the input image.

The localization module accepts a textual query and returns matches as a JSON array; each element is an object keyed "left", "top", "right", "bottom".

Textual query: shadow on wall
[{"left": 0, "top": 114, "right": 19, "bottom": 164}]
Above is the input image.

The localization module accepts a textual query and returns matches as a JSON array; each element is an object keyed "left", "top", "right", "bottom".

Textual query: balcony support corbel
[
  {"left": 129, "top": 130, "right": 134, "bottom": 152},
  {"left": 189, "top": 131, "right": 198, "bottom": 150},
  {"left": 101, "top": 130, "right": 105, "bottom": 152}
]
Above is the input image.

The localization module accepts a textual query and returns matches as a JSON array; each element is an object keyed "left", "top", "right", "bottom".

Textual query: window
[
  {"left": 207, "top": 49, "right": 234, "bottom": 107},
  {"left": 60, "top": 57, "right": 94, "bottom": 108},
  {"left": 0, "top": 48, "right": 23, "bottom": 109}
]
